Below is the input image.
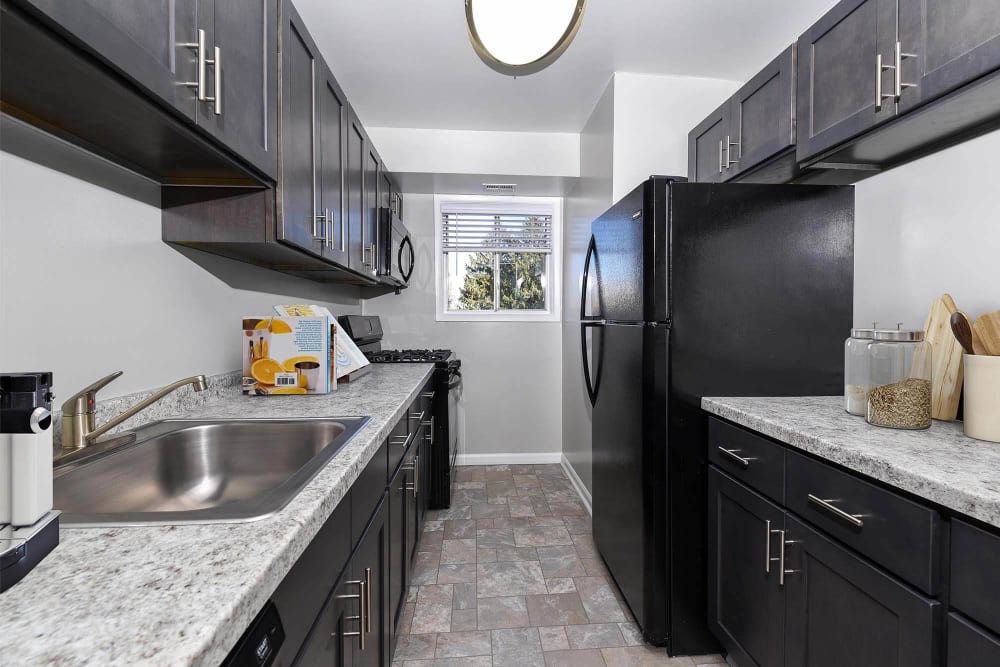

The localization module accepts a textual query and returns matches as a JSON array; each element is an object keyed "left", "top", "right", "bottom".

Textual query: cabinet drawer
[
  {"left": 948, "top": 612, "right": 1000, "bottom": 666},
  {"left": 386, "top": 415, "right": 409, "bottom": 481},
  {"left": 785, "top": 450, "right": 941, "bottom": 595},
  {"left": 951, "top": 519, "right": 1000, "bottom": 635},
  {"left": 708, "top": 418, "right": 785, "bottom": 503},
  {"left": 351, "top": 440, "right": 388, "bottom": 544}
]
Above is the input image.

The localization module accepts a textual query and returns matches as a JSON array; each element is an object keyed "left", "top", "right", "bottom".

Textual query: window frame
[{"left": 434, "top": 194, "right": 562, "bottom": 323}]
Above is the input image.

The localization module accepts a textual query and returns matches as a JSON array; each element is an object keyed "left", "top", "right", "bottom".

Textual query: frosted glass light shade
[{"left": 466, "top": 0, "right": 587, "bottom": 76}]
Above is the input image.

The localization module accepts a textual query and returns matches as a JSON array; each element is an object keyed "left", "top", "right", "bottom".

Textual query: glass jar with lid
[
  {"left": 844, "top": 326, "right": 877, "bottom": 415},
  {"left": 866, "top": 327, "right": 933, "bottom": 429}
]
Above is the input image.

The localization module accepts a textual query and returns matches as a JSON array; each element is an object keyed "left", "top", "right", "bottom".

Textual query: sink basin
[{"left": 54, "top": 417, "right": 369, "bottom": 526}]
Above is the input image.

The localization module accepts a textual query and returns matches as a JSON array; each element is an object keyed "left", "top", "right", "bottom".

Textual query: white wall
[
  {"left": 366, "top": 127, "right": 579, "bottom": 178},
  {"left": 854, "top": 127, "right": 1000, "bottom": 328},
  {"left": 364, "top": 193, "right": 562, "bottom": 461},
  {"left": 562, "top": 78, "right": 615, "bottom": 491},
  {"left": 611, "top": 72, "right": 741, "bottom": 201},
  {"left": 0, "top": 147, "right": 361, "bottom": 399}
]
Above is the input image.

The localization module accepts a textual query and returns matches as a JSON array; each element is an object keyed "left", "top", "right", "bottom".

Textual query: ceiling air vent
[{"left": 482, "top": 183, "right": 516, "bottom": 195}]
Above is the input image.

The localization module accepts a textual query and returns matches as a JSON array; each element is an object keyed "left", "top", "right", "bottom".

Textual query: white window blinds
[{"left": 441, "top": 209, "right": 553, "bottom": 254}]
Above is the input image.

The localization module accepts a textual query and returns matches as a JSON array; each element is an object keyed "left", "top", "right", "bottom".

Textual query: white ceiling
[{"left": 294, "top": 0, "right": 838, "bottom": 134}]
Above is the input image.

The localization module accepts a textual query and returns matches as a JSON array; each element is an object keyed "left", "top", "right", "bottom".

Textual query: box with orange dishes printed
[{"left": 241, "top": 315, "right": 334, "bottom": 395}]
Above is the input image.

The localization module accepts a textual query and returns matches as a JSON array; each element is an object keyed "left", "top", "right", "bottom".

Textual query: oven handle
[{"left": 448, "top": 371, "right": 462, "bottom": 390}]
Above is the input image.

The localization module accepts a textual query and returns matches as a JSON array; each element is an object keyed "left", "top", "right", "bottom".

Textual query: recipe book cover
[
  {"left": 241, "top": 316, "right": 332, "bottom": 395},
  {"left": 274, "top": 304, "right": 370, "bottom": 379}
]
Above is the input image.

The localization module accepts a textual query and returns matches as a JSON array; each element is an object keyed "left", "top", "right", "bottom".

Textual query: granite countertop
[
  {"left": 702, "top": 396, "right": 1000, "bottom": 529},
  {"left": 0, "top": 363, "right": 435, "bottom": 667}
]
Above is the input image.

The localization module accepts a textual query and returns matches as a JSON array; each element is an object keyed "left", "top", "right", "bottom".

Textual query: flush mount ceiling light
[{"left": 465, "top": 0, "right": 587, "bottom": 77}]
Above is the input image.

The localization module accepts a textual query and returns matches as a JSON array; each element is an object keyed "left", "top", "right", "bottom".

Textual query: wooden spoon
[
  {"left": 950, "top": 312, "right": 976, "bottom": 355},
  {"left": 974, "top": 310, "right": 1000, "bottom": 356}
]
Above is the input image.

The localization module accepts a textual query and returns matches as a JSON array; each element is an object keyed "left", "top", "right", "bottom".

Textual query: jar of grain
[
  {"left": 866, "top": 328, "right": 933, "bottom": 430},
  {"left": 844, "top": 326, "right": 877, "bottom": 416}
]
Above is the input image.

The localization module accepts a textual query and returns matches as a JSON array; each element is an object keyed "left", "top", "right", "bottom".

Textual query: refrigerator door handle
[
  {"left": 581, "top": 321, "right": 603, "bottom": 406},
  {"left": 580, "top": 235, "right": 602, "bottom": 321}
]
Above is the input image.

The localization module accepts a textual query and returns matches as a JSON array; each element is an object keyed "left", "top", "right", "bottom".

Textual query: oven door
[{"left": 447, "top": 367, "right": 463, "bottom": 471}]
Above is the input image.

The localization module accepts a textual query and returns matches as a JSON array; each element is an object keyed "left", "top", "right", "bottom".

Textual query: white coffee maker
[{"left": 1, "top": 371, "right": 60, "bottom": 593}]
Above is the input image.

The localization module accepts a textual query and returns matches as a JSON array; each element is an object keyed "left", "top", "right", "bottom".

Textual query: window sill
[{"left": 436, "top": 311, "right": 561, "bottom": 323}]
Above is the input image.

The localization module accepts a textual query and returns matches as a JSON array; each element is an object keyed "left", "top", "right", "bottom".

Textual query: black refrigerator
[{"left": 581, "top": 176, "right": 853, "bottom": 655}]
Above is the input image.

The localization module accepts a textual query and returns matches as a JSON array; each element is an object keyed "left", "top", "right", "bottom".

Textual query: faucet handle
[{"left": 62, "top": 371, "right": 123, "bottom": 415}]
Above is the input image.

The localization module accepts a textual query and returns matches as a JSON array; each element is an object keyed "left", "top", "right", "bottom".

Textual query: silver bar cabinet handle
[
  {"left": 807, "top": 494, "right": 864, "bottom": 528},
  {"left": 413, "top": 454, "right": 419, "bottom": 497},
  {"left": 718, "top": 139, "right": 725, "bottom": 174},
  {"left": 765, "top": 519, "right": 772, "bottom": 574},
  {"left": 313, "top": 210, "right": 328, "bottom": 242},
  {"left": 726, "top": 135, "right": 739, "bottom": 168},
  {"left": 180, "top": 29, "right": 206, "bottom": 100},
  {"left": 364, "top": 567, "right": 372, "bottom": 634},
  {"left": 895, "top": 41, "right": 918, "bottom": 98},
  {"left": 421, "top": 392, "right": 435, "bottom": 399},
  {"left": 409, "top": 410, "right": 425, "bottom": 422},
  {"left": 876, "top": 52, "right": 896, "bottom": 111},
  {"left": 423, "top": 416, "right": 434, "bottom": 445},
  {"left": 717, "top": 446, "right": 754, "bottom": 468},
  {"left": 204, "top": 46, "right": 221, "bottom": 115},
  {"left": 336, "top": 578, "right": 366, "bottom": 649},
  {"left": 778, "top": 529, "right": 787, "bottom": 586}
]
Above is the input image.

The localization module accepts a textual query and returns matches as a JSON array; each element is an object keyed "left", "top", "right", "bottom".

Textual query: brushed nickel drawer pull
[
  {"left": 717, "top": 446, "right": 755, "bottom": 468},
  {"left": 808, "top": 494, "right": 864, "bottom": 528},
  {"left": 765, "top": 519, "right": 772, "bottom": 573}
]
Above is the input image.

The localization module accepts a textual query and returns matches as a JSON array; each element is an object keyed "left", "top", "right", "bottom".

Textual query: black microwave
[{"left": 377, "top": 207, "right": 413, "bottom": 287}]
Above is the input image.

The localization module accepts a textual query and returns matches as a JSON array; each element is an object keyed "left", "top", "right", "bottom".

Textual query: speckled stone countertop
[
  {"left": 702, "top": 396, "right": 1000, "bottom": 529},
  {"left": 0, "top": 363, "right": 434, "bottom": 667}
]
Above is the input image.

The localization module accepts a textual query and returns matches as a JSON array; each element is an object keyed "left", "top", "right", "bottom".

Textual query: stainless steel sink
[{"left": 54, "top": 417, "right": 369, "bottom": 526}]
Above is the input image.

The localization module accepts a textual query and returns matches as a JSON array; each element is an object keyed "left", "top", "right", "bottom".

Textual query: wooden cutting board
[{"left": 921, "top": 294, "right": 965, "bottom": 421}]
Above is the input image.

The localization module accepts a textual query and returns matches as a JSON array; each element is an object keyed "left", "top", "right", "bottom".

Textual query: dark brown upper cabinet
[
  {"left": 726, "top": 45, "right": 797, "bottom": 182},
  {"left": 318, "top": 64, "right": 350, "bottom": 268},
  {"left": 196, "top": 0, "right": 278, "bottom": 180},
  {"left": 346, "top": 109, "right": 368, "bottom": 274},
  {"left": 1, "top": 0, "right": 267, "bottom": 186},
  {"left": 896, "top": 0, "right": 1000, "bottom": 114},
  {"left": 688, "top": 101, "right": 731, "bottom": 184},
  {"left": 796, "top": 0, "right": 898, "bottom": 164},
  {"left": 688, "top": 46, "right": 797, "bottom": 184}
]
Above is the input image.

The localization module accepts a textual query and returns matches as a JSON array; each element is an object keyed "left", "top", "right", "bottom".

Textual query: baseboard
[
  {"left": 560, "top": 455, "right": 593, "bottom": 515},
  {"left": 455, "top": 452, "right": 562, "bottom": 466}
]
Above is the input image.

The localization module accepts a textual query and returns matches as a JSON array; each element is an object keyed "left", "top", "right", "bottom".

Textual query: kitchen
[{"left": 1, "top": 0, "right": 999, "bottom": 666}]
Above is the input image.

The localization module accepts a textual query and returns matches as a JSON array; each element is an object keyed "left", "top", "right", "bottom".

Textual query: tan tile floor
[{"left": 391, "top": 464, "right": 728, "bottom": 667}]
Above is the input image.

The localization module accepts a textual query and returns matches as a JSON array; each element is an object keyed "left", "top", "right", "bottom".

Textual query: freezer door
[
  {"left": 592, "top": 180, "right": 670, "bottom": 323},
  {"left": 592, "top": 322, "right": 669, "bottom": 642}
]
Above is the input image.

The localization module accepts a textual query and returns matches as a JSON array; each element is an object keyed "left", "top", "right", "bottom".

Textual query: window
[{"left": 435, "top": 195, "right": 562, "bottom": 322}]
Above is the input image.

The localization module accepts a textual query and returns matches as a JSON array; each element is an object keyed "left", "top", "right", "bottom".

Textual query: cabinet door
[
  {"left": 362, "top": 146, "right": 380, "bottom": 277},
  {"left": 295, "top": 574, "right": 355, "bottom": 667},
  {"left": 388, "top": 462, "right": 408, "bottom": 647},
  {"left": 796, "top": 0, "right": 897, "bottom": 163},
  {"left": 726, "top": 45, "right": 796, "bottom": 180},
  {"left": 403, "top": 445, "right": 420, "bottom": 566},
  {"left": 353, "top": 498, "right": 389, "bottom": 667},
  {"left": 318, "top": 64, "right": 349, "bottom": 267},
  {"left": 22, "top": 0, "right": 198, "bottom": 120},
  {"left": 783, "top": 515, "right": 940, "bottom": 667},
  {"left": 346, "top": 110, "right": 367, "bottom": 273},
  {"left": 198, "top": 0, "right": 277, "bottom": 179},
  {"left": 687, "top": 101, "right": 730, "bottom": 183},
  {"left": 948, "top": 612, "right": 1000, "bottom": 666},
  {"left": 708, "top": 468, "right": 785, "bottom": 667},
  {"left": 897, "top": 0, "right": 1000, "bottom": 113},
  {"left": 276, "top": 4, "right": 322, "bottom": 255}
]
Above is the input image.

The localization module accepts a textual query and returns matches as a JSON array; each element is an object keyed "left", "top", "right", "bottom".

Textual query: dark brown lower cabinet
[
  {"left": 783, "top": 515, "right": 940, "bottom": 667},
  {"left": 387, "top": 454, "right": 409, "bottom": 656},
  {"left": 707, "top": 468, "right": 785, "bottom": 667},
  {"left": 948, "top": 612, "right": 1000, "bottom": 665},
  {"left": 353, "top": 498, "right": 389, "bottom": 667},
  {"left": 296, "top": 573, "right": 356, "bottom": 667}
]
